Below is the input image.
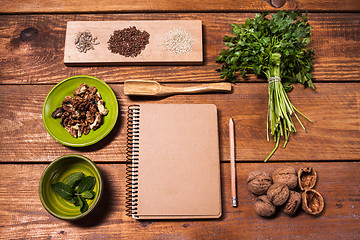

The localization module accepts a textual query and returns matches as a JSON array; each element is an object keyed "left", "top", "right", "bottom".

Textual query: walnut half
[{"left": 302, "top": 189, "right": 324, "bottom": 215}]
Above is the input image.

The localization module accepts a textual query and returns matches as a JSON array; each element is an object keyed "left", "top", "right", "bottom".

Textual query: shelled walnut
[
  {"left": 267, "top": 183, "right": 289, "bottom": 206},
  {"left": 51, "top": 83, "right": 109, "bottom": 138},
  {"left": 272, "top": 167, "right": 298, "bottom": 189},
  {"left": 246, "top": 171, "right": 273, "bottom": 195}
]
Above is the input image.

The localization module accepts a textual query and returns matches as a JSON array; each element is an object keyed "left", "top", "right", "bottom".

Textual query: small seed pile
[
  {"left": 107, "top": 26, "right": 150, "bottom": 57},
  {"left": 75, "top": 30, "right": 100, "bottom": 53},
  {"left": 162, "top": 28, "right": 193, "bottom": 55}
]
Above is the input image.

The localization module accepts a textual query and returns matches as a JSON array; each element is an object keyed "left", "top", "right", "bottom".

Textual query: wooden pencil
[{"left": 229, "top": 117, "right": 237, "bottom": 207}]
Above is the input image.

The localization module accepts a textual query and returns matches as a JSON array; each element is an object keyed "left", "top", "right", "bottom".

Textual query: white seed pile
[
  {"left": 75, "top": 30, "right": 100, "bottom": 53},
  {"left": 162, "top": 28, "right": 193, "bottom": 55}
]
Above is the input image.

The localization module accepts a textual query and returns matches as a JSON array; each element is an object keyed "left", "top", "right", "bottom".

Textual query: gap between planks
[{"left": 1, "top": 160, "right": 359, "bottom": 165}]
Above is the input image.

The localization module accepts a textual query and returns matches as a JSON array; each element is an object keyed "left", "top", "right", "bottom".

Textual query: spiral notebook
[{"left": 126, "top": 104, "right": 222, "bottom": 219}]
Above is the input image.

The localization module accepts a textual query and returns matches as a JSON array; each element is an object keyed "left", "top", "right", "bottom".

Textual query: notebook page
[{"left": 135, "top": 104, "right": 221, "bottom": 218}]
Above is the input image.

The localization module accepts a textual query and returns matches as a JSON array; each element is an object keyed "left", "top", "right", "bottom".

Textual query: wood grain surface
[
  {"left": 0, "top": 163, "right": 358, "bottom": 239},
  {"left": 1, "top": 2, "right": 359, "bottom": 238},
  {"left": 0, "top": 0, "right": 359, "bottom": 13},
  {"left": 0, "top": 13, "right": 359, "bottom": 84},
  {"left": 64, "top": 20, "right": 203, "bottom": 65},
  {"left": 0, "top": 83, "right": 359, "bottom": 163}
]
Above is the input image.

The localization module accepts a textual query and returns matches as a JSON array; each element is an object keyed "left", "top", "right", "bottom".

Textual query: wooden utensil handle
[{"left": 164, "top": 82, "right": 232, "bottom": 95}]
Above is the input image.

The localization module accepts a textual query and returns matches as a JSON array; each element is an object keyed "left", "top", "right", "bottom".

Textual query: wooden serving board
[{"left": 64, "top": 20, "right": 203, "bottom": 65}]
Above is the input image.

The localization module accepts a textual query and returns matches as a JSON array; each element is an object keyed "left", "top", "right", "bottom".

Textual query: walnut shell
[
  {"left": 246, "top": 171, "right": 273, "bottom": 195},
  {"left": 302, "top": 189, "right": 324, "bottom": 215},
  {"left": 267, "top": 183, "right": 290, "bottom": 206},
  {"left": 272, "top": 167, "right": 298, "bottom": 189},
  {"left": 283, "top": 190, "right": 302, "bottom": 216},
  {"left": 298, "top": 166, "right": 317, "bottom": 190},
  {"left": 254, "top": 195, "right": 276, "bottom": 217}
]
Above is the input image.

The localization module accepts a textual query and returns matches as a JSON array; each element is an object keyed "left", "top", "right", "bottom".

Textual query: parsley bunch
[{"left": 216, "top": 11, "right": 315, "bottom": 161}]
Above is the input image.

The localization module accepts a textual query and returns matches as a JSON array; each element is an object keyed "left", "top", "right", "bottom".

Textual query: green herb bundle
[
  {"left": 51, "top": 172, "right": 96, "bottom": 213},
  {"left": 216, "top": 11, "right": 315, "bottom": 161}
]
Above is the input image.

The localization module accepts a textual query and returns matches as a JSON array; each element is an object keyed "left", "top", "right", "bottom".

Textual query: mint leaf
[
  {"left": 81, "top": 191, "right": 94, "bottom": 199},
  {"left": 65, "top": 172, "right": 85, "bottom": 188},
  {"left": 76, "top": 176, "right": 96, "bottom": 193},
  {"left": 79, "top": 196, "right": 89, "bottom": 213},
  {"left": 72, "top": 196, "right": 81, "bottom": 206},
  {"left": 67, "top": 198, "right": 75, "bottom": 204},
  {"left": 51, "top": 182, "right": 74, "bottom": 200},
  {"left": 52, "top": 172, "right": 95, "bottom": 213},
  {"left": 77, "top": 195, "right": 84, "bottom": 209}
]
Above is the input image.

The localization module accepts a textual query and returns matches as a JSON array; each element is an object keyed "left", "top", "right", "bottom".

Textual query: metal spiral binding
[{"left": 125, "top": 105, "right": 140, "bottom": 217}]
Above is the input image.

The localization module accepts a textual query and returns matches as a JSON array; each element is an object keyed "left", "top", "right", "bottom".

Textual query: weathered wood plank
[
  {"left": 0, "top": 0, "right": 359, "bottom": 13},
  {"left": 64, "top": 20, "right": 203, "bottom": 65},
  {"left": 0, "top": 163, "right": 358, "bottom": 239},
  {"left": 0, "top": 83, "right": 359, "bottom": 162},
  {"left": 0, "top": 13, "right": 359, "bottom": 84}
]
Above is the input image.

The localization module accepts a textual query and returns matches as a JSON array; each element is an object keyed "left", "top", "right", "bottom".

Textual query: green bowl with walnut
[
  {"left": 42, "top": 75, "right": 118, "bottom": 147},
  {"left": 39, "top": 154, "right": 103, "bottom": 220}
]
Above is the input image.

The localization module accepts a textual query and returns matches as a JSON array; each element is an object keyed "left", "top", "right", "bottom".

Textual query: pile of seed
[
  {"left": 75, "top": 30, "right": 100, "bottom": 53},
  {"left": 162, "top": 28, "right": 193, "bottom": 55},
  {"left": 107, "top": 26, "right": 150, "bottom": 57}
]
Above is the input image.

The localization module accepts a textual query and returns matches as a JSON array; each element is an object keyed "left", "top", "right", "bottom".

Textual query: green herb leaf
[
  {"left": 51, "top": 182, "right": 74, "bottom": 200},
  {"left": 81, "top": 191, "right": 94, "bottom": 199},
  {"left": 76, "top": 176, "right": 96, "bottom": 194},
  {"left": 79, "top": 196, "right": 89, "bottom": 213},
  {"left": 216, "top": 10, "right": 315, "bottom": 162},
  {"left": 64, "top": 172, "right": 85, "bottom": 188},
  {"left": 72, "top": 196, "right": 81, "bottom": 206},
  {"left": 77, "top": 195, "right": 84, "bottom": 209}
]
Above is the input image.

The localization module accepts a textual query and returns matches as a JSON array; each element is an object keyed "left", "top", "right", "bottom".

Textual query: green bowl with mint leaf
[{"left": 39, "top": 154, "right": 103, "bottom": 220}]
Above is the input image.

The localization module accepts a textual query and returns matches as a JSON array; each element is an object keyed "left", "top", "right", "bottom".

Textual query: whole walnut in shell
[
  {"left": 254, "top": 195, "right": 276, "bottom": 217},
  {"left": 272, "top": 167, "right": 298, "bottom": 189},
  {"left": 267, "top": 183, "right": 290, "bottom": 206},
  {"left": 246, "top": 171, "right": 272, "bottom": 195},
  {"left": 283, "top": 190, "right": 302, "bottom": 216}
]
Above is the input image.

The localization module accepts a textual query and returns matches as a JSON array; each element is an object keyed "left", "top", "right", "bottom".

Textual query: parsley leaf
[{"left": 216, "top": 11, "right": 315, "bottom": 161}]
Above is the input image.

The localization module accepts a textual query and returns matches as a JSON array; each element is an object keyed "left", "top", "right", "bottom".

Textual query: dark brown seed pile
[{"left": 107, "top": 26, "right": 150, "bottom": 57}]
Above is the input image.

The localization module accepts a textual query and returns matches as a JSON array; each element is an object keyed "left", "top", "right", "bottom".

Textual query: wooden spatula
[{"left": 124, "top": 80, "right": 232, "bottom": 97}]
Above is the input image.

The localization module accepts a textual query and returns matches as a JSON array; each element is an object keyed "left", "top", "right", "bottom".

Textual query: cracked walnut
[{"left": 51, "top": 83, "right": 109, "bottom": 138}]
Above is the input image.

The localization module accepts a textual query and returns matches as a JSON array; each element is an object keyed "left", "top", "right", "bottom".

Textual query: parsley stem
[
  {"left": 216, "top": 11, "right": 315, "bottom": 162},
  {"left": 264, "top": 132, "right": 280, "bottom": 162},
  {"left": 264, "top": 55, "right": 311, "bottom": 161}
]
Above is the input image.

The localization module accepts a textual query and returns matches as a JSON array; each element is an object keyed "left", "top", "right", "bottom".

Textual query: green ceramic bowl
[
  {"left": 39, "top": 154, "right": 103, "bottom": 220},
  {"left": 42, "top": 75, "right": 118, "bottom": 147}
]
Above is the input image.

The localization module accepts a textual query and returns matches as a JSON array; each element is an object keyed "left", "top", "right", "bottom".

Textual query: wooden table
[{"left": 0, "top": 1, "right": 359, "bottom": 239}]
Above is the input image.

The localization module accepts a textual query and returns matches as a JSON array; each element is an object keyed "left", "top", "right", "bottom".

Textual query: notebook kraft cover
[{"left": 132, "top": 104, "right": 222, "bottom": 219}]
